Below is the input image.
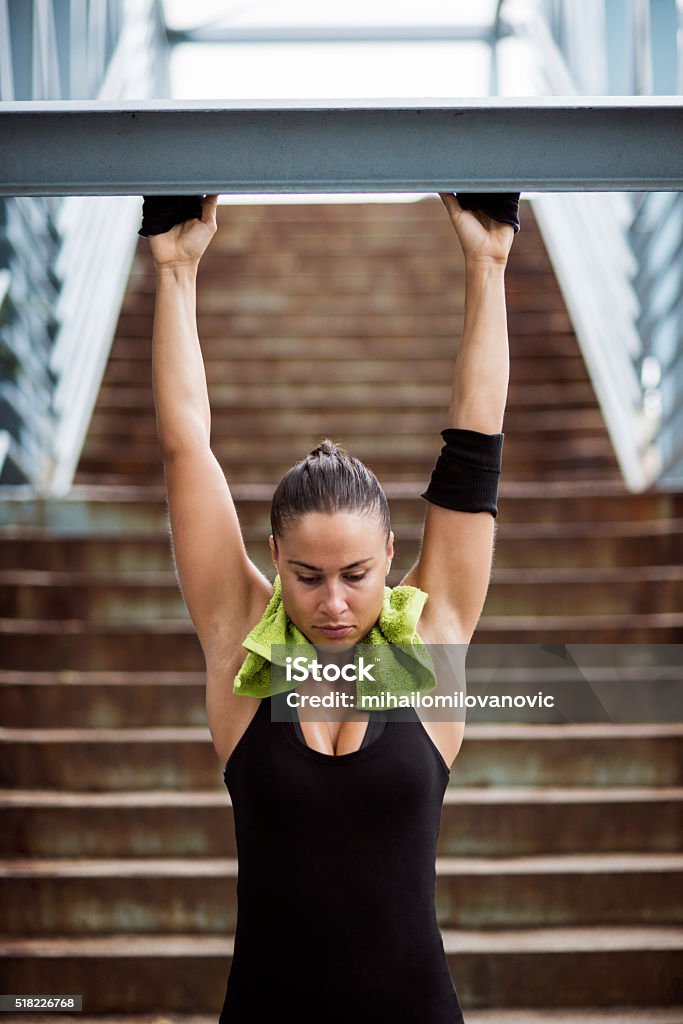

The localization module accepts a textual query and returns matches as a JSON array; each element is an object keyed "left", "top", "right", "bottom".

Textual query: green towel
[{"left": 233, "top": 573, "right": 437, "bottom": 708}]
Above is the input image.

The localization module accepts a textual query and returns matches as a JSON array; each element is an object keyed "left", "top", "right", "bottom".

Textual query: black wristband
[
  {"left": 138, "top": 195, "right": 206, "bottom": 237},
  {"left": 420, "top": 427, "right": 504, "bottom": 518},
  {"left": 455, "top": 193, "right": 521, "bottom": 233}
]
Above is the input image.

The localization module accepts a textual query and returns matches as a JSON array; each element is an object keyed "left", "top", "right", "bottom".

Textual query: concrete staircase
[{"left": 1, "top": 198, "right": 682, "bottom": 1021}]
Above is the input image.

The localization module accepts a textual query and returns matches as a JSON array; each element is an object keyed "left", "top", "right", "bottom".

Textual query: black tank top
[{"left": 220, "top": 692, "right": 465, "bottom": 1024}]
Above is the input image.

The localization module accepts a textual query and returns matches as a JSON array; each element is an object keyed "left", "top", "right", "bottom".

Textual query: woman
[{"left": 144, "top": 190, "right": 518, "bottom": 1023}]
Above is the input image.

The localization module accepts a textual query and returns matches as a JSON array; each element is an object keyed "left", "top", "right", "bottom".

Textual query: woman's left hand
[{"left": 439, "top": 192, "right": 515, "bottom": 266}]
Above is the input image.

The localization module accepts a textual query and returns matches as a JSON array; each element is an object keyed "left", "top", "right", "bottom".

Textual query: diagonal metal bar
[{"left": 1, "top": 96, "right": 682, "bottom": 196}]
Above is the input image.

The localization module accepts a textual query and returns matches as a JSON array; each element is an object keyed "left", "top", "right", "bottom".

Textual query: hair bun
[
  {"left": 271, "top": 438, "right": 391, "bottom": 544},
  {"left": 308, "top": 438, "right": 347, "bottom": 459}
]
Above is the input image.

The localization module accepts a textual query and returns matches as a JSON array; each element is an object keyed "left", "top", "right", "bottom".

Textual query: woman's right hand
[{"left": 148, "top": 194, "right": 219, "bottom": 270}]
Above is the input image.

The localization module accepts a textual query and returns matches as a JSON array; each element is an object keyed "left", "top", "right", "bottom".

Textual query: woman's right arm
[{"left": 149, "top": 197, "right": 272, "bottom": 674}]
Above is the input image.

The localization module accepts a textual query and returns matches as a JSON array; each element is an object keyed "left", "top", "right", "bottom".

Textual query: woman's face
[{"left": 269, "top": 510, "right": 394, "bottom": 650}]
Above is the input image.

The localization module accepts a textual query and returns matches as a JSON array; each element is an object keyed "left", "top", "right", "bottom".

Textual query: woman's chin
[{"left": 314, "top": 637, "right": 356, "bottom": 655}]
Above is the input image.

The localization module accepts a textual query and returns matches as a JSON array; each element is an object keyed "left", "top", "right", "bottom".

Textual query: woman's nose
[{"left": 319, "top": 582, "right": 348, "bottom": 615}]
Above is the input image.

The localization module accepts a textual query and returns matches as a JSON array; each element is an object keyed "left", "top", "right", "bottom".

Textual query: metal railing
[
  {"left": 503, "top": 0, "right": 682, "bottom": 489},
  {"left": 0, "top": 0, "right": 169, "bottom": 491}
]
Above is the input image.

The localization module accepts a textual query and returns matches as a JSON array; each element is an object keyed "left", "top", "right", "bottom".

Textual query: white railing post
[{"left": 0, "top": 0, "right": 169, "bottom": 490}]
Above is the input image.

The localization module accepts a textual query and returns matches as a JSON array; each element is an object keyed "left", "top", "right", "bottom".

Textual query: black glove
[
  {"left": 455, "top": 192, "right": 521, "bottom": 233},
  {"left": 138, "top": 195, "right": 206, "bottom": 237}
]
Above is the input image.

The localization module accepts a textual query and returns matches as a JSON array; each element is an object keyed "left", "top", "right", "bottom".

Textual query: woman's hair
[{"left": 270, "top": 438, "right": 391, "bottom": 547}]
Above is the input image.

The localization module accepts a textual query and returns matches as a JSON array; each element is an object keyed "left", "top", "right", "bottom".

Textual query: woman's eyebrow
[{"left": 287, "top": 557, "right": 374, "bottom": 571}]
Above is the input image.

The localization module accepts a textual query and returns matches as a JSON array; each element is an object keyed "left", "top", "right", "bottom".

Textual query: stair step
[
  {"left": 126, "top": 284, "right": 479, "bottom": 310},
  {"left": 440, "top": 925, "right": 683, "bottom": 1006},
  {"left": 1, "top": 853, "right": 681, "bottom": 934},
  {"left": 1, "top": 724, "right": 681, "bottom": 790},
  {"left": 242, "top": 527, "right": 682, "bottom": 572},
  {"left": 126, "top": 259, "right": 562, "bottom": 291},
  {"left": 9, "top": 1011, "right": 683, "bottom": 1024},
  {"left": 100, "top": 354, "right": 591, "bottom": 386},
  {"left": 135, "top": 267, "right": 472, "bottom": 296},
  {"left": 77, "top": 436, "right": 616, "bottom": 467},
  {"left": 0, "top": 534, "right": 178, "bottom": 572},
  {"left": 2, "top": 612, "right": 681, "bottom": 673},
  {"left": 0, "top": 655, "right": 679, "bottom": 732},
  {"left": 88, "top": 397, "right": 607, "bottom": 424},
  {"left": 0, "top": 671, "right": 208, "bottom": 729},
  {"left": 2, "top": 520, "right": 681, "bottom": 572},
  {"left": 469, "top": 611, "right": 683, "bottom": 642},
  {"left": 438, "top": 787, "right": 683, "bottom": 856},
  {"left": 1, "top": 565, "right": 681, "bottom": 621},
  {"left": 77, "top": 439, "right": 611, "bottom": 464},
  {"left": 92, "top": 379, "right": 599, "bottom": 410},
  {"left": 1, "top": 660, "right": 678, "bottom": 728},
  {"left": 0, "top": 927, "right": 680, "bottom": 1010},
  {"left": 81, "top": 421, "right": 608, "bottom": 451},
  {"left": 466, "top": 1011, "right": 683, "bottom": 1023},
  {"left": 110, "top": 330, "right": 583, "bottom": 359},
  {"left": 2, "top": 481, "right": 679, "bottom": 528},
  {"left": 123, "top": 287, "right": 484, "bottom": 317},
  {"left": 119, "top": 306, "right": 575, "bottom": 335},
  {"left": 1, "top": 786, "right": 681, "bottom": 858},
  {"left": 107, "top": 326, "right": 577, "bottom": 359},
  {"left": 74, "top": 465, "right": 626, "bottom": 487},
  {"left": 85, "top": 406, "right": 605, "bottom": 441},
  {"left": 3, "top": 483, "right": 681, "bottom": 530}
]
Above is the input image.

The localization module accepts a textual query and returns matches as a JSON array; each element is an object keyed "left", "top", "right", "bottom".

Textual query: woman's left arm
[{"left": 400, "top": 193, "right": 516, "bottom": 643}]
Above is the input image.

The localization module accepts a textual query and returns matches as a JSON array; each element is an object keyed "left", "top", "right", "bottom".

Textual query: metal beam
[
  {"left": 164, "top": 24, "right": 511, "bottom": 45},
  {"left": 1, "top": 97, "right": 682, "bottom": 196}
]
